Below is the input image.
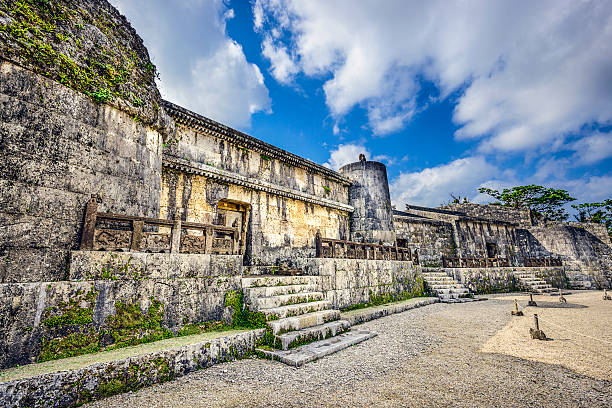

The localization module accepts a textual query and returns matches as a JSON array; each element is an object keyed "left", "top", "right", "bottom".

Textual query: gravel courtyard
[{"left": 88, "top": 293, "right": 612, "bottom": 408}]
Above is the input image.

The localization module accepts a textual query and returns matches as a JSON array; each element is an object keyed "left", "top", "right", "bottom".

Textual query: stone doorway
[
  {"left": 486, "top": 242, "right": 498, "bottom": 258},
  {"left": 217, "top": 199, "right": 250, "bottom": 255}
]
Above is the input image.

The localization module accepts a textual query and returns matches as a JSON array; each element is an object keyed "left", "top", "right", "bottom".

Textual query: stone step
[
  {"left": 424, "top": 278, "right": 456, "bottom": 283},
  {"left": 261, "top": 300, "right": 332, "bottom": 320},
  {"left": 250, "top": 292, "right": 324, "bottom": 311},
  {"left": 430, "top": 283, "right": 466, "bottom": 289},
  {"left": 267, "top": 310, "right": 340, "bottom": 335},
  {"left": 257, "top": 329, "right": 377, "bottom": 367},
  {"left": 275, "top": 320, "right": 351, "bottom": 350},
  {"left": 440, "top": 297, "right": 482, "bottom": 303},
  {"left": 241, "top": 275, "right": 320, "bottom": 288},
  {"left": 244, "top": 284, "right": 319, "bottom": 299},
  {"left": 422, "top": 273, "right": 449, "bottom": 278},
  {"left": 244, "top": 266, "right": 305, "bottom": 276},
  {"left": 436, "top": 288, "right": 470, "bottom": 297}
]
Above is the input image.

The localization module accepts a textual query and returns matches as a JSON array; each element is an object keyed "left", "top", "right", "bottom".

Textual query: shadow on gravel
[{"left": 533, "top": 302, "right": 588, "bottom": 309}]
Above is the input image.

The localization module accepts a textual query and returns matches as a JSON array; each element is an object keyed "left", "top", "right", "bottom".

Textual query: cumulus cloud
[
  {"left": 569, "top": 131, "right": 612, "bottom": 165},
  {"left": 323, "top": 144, "right": 370, "bottom": 170},
  {"left": 390, "top": 157, "right": 499, "bottom": 208},
  {"left": 255, "top": 0, "right": 612, "bottom": 145},
  {"left": 110, "top": 0, "right": 270, "bottom": 129}
]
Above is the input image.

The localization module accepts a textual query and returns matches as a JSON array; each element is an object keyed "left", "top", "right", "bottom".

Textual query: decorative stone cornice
[
  {"left": 163, "top": 155, "right": 354, "bottom": 213},
  {"left": 162, "top": 100, "right": 351, "bottom": 186}
]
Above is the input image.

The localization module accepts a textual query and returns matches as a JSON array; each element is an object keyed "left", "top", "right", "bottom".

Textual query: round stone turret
[{"left": 339, "top": 158, "right": 396, "bottom": 245}]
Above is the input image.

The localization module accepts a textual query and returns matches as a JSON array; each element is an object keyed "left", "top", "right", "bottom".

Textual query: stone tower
[{"left": 339, "top": 156, "right": 396, "bottom": 244}]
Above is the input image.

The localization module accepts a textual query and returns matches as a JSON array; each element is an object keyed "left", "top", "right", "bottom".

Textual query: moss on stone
[
  {"left": 0, "top": 0, "right": 167, "bottom": 130},
  {"left": 104, "top": 298, "right": 173, "bottom": 349},
  {"left": 42, "top": 288, "right": 97, "bottom": 328},
  {"left": 38, "top": 329, "right": 100, "bottom": 362},
  {"left": 224, "top": 290, "right": 268, "bottom": 329}
]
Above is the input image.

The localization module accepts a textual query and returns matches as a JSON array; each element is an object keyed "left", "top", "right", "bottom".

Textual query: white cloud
[
  {"left": 390, "top": 157, "right": 498, "bottom": 208},
  {"left": 261, "top": 36, "right": 299, "bottom": 84},
  {"left": 569, "top": 131, "right": 612, "bottom": 165},
  {"left": 323, "top": 144, "right": 370, "bottom": 170},
  {"left": 110, "top": 0, "right": 270, "bottom": 129},
  {"left": 255, "top": 0, "right": 612, "bottom": 147}
]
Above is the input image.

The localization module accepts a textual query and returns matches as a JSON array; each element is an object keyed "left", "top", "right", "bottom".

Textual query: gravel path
[{"left": 87, "top": 297, "right": 611, "bottom": 408}]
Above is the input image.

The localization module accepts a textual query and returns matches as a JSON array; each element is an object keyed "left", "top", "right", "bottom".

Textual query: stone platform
[{"left": 256, "top": 329, "right": 377, "bottom": 367}]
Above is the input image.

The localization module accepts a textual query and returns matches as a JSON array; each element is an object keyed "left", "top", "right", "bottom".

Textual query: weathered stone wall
[
  {"left": 160, "top": 115, "right": 352, "bottom": 266},
  {"left": 444, "top": 266, "right": 566, "bottom": 293},
  {"left": 521, "top": 225, "right": 612, "bottom": 288},
  {"left": 296, "top": 258, "right": 422, "bottom": 309},
  {"left": 0, "top": 329, "right": 265, "bottom": 408},
  {"left": 0, "top": 61, "right": 164, "bottom": 283},
  {"left": 440, "top": 203, "right": 532, "bottom": 227},
  {"left": 454, "top": 219, "right": 518, "bottom": 260},
  {"left": 0, "top": 251, "right": 242, "bottom": 369},
  {"left": 393, "top": 215, "right": 456, "bottom": 266},
  {"left": 403, "top": 206, "right": 519, "bottom": 262}
]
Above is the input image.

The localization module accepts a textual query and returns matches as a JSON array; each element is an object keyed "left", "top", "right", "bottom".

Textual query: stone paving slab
[{"left": 256, "top": 329, "right": 377, "bottom": 367}]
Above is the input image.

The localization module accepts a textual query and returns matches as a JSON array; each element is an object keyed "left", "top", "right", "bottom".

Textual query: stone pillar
[{"left": 339, "top": 156, "right": 396, "bottom": 245}]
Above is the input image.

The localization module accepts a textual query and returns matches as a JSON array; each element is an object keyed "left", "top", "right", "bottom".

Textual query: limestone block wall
[
  {"left": 0, "top": 251, "right": 242, "bottom": 369},
  {"left": 445, "top": 266, "right": 566, "bottom": 294},
  {"left": 0, "top": 61, "right": 164, "bottom": 283},
  {"left": 454, "top": 219, "right": 518, "bottom": 260},
  {"left": 163, "top": 110, "right": 350, "bottom": 205},
  {"left": 522, "top": 225, "right": 612, "bottom": 288},
  {"left": 296, "top": 258, "right": 422, "bottom": 309},
  {"left": 161, "top": 164, "right": 351, "bottom": 266},
  {"left": 440, "top": 203, "right": 532, "bottom": 227},
  {"left": 393, "top": 216, "right": 456, "bottom": 265}
]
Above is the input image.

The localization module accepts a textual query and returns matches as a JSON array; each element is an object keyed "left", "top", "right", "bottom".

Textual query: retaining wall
[
  {"left": 0, "top": 252, "right": 243, "bottom": 369},
  {"left": 296, "top": 258, "right": 422, "bottom": 309},
  {"left": 0, "top": 330, "right": 265, "bottom": 408},
  {"left": 444, "top": 266, "right": 566, "bottom": 294}
]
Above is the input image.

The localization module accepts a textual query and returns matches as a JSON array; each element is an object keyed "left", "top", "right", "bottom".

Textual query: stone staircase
[
  {"left": 514, "top": 271, "right": 555, "bottom": 293},
  {"left": 421, "top": 269, "right": 475, "bottom": 303},
  {"left": 242, "top": 274, "right": 376, "bottom": 365}
]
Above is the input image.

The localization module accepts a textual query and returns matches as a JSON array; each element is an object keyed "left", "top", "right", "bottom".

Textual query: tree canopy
[
  {"left": 477, "top": 185, "right": 576, "bottom": 222},
  {"left": 572, "top": 199, "right": 612, "bottom": 238}
]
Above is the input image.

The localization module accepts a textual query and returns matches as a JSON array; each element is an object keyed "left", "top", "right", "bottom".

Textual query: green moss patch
[
  {"left": 0, "top": 0, "right": 163, "bottom": 127},
  {"left": 105, "top": 298, "right": 174, "bottom": 350}
]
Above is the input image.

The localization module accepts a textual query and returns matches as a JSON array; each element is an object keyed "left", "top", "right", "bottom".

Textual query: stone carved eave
[
  {"left": 162, "top": 100, "right": 351, "bottom": 186},
  {"left": 163, "top": 155, "right": 354, "bottom": 213}
]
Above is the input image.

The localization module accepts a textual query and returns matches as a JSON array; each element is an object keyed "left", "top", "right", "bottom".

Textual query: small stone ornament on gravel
[
  {"left": 511, "top": 299, "right": 523, "bottom": 316},
  {"left": 529, "top": 314, "right": 547, "bottom": 341},
  {"left": 527, "top": 293, "right": 537, "bottom": 307}
]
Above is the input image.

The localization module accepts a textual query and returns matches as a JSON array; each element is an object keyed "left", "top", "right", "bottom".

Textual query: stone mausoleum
[{"left": 0, "top": 0, "right": 610, "bottom": 372}]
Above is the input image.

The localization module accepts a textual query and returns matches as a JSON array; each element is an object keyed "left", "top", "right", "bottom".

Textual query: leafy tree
[
  {"left": 478, "top": 185, "right": 576, "bottom": 222},
  {"left": 572, "top": 199, "right": 612, "bottom": 238}
]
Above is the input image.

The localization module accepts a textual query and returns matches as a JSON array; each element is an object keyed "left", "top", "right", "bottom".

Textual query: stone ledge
[
  {"left": 341, "top": 297, "right": 439, "bottom": 326},
  {"left": 0, "top": 329, "right": 265, "bottom": 408}
]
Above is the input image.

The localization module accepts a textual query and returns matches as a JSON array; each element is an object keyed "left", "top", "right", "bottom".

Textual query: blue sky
[{"left": 112, "top": 0, "right": 612, "bottom": 210}]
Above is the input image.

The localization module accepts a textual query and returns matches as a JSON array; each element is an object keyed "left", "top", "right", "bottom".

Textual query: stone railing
[
  {"left": 523, "top": 257, "right": 563, "bottom": 267},
  {"left": 442, "top": 255, "right": 511, "bottom": 268},
  {"left": 80, "top": 195, "right": 240, "bottom": 254},
  {"left": 315, "top": 232, "right": 419, "bottom": 264}
]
